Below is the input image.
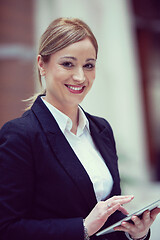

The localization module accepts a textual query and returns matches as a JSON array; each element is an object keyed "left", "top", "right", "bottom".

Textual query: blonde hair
[{"left": 26, "top": 17, "right": 98, "bottom": 109}]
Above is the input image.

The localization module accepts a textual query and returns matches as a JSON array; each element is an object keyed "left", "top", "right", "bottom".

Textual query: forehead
[{"left": 51, "top": 38, "right": 96, "bottom": 60}]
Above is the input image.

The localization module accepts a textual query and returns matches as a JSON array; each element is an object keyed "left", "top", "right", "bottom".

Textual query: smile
[{"left": 65, "top": 84, "right": 85, "bottom": 94}]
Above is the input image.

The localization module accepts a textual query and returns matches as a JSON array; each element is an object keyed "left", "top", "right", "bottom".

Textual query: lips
[{"left": 65, "top": 84, "right": 85, "bottom": 94}]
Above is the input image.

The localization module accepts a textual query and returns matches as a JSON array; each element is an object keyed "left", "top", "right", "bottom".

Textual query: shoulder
[
  {"left": 84, "top": 111, "right": 117, "bottom": 150},
  {"left": 0, "top": 112, "right": 35, "bottom": 168},
  {"left": 0, "top": 109, "right": 39, "bottom": 145},
  {"left": 84, "top": 111, "right": 113, "bottom": 133},
  {"left": 0, "top": 95, "right": 47, "bottom": 135},
  {"left": 0, "top": 108, "right": 45, "bottom": 167},
  {"left": 1, "top": 110, "right": 33, "bottom": 132}
]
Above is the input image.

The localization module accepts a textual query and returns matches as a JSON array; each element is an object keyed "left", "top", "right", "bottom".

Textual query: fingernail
[
  {"left": 121, "top": 222, "right": 126, "bottom": 227},
  {"left": 114, "top": 228, "right": 119, "bottom": 231},
  {"left": 127, "top": 195, "right": 134, "bottom": 198}
]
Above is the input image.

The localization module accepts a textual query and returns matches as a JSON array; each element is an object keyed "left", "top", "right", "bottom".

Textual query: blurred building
[
  {"left": 0, "top": 0, "right": 35, "bottom": 124},
  {"left": 132, "top": 0, "right": 160, "bottom": 181}
]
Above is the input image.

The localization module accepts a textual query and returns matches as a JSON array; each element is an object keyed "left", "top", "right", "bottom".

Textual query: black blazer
[{"left": 0, "top": 96, "right": 128, "bottom": 240}]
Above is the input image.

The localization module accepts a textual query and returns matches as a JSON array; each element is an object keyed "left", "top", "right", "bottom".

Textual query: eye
[
  {"left": 61, "top": 61, "right": 74, "bottom": 68},
  {"left": 83, "top": 63, "right": 95, "bottom": 70}
]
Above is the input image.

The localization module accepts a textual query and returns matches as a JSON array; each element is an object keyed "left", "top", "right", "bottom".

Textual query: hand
[
  {"left": 84, "top": 195, "right": 134, "bottom": 236},
  {"left": 114, "top": 207, "right": 160, "bottom": 239}
]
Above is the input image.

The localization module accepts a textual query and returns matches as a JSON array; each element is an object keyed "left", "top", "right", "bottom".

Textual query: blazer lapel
[
  {"left": 47, "top": 131, "right": 97, "bottom": 210},
  {"left": 31, "top": 97, "right": 97, "bottom": 211},
  {"left": 86, "top": 113, "right": 119, "bottom": 191}
]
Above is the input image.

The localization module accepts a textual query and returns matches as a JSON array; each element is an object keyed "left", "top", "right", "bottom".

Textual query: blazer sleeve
[{"left": 0, "top": 120, "right": 84, "bottom": 240}]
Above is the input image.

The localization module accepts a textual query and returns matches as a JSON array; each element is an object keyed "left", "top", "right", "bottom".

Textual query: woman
[{"left": 0, "top": 17, "right": 159, "bottom": 240}]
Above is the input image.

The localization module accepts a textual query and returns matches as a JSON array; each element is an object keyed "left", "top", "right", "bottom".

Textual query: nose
[{"left": 72, "top": 67, "right": 85, "bottom": 82}]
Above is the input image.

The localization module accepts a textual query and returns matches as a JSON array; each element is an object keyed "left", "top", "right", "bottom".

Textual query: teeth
[{"left": 67, "top": 85, "right": 83, "bottom": 91}]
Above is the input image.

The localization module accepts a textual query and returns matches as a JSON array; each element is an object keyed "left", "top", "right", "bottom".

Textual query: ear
[{"left": 37, "top": 55, "right": 46, "bottom": 76}]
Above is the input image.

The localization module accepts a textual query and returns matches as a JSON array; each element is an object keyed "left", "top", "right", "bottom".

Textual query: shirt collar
[
  {"left": 41, "top": 97, "right": 89, "bottom": 136},
  {"left": 77, "top": 107, "right": 89, "bottom": 136}
]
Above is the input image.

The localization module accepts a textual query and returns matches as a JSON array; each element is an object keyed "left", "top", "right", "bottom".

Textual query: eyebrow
[{"left": 60, "top": 56, "right": 96, "bottom": 62}]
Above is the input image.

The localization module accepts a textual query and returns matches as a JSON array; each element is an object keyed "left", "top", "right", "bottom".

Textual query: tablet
[{"left": 96, "top": 199, "right": 160, "bottom": 236}]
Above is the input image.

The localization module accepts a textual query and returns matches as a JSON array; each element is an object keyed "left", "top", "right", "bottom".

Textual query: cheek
[
  {"left": 88, "top": 71, "right": 96, "bottom": 85},
  {"left": 46, "top": 69, "right": 66, "bottom": 85}
]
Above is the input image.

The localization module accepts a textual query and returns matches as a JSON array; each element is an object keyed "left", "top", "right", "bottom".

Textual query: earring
[
  {"left": 41, "top": 72, "right": 45, "bottom": 76},
  {"left": 40, "top": 69, "right": 45, "bottom": 76}
]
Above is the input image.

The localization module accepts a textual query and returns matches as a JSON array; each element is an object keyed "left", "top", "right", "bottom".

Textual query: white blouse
[{"left": 41, "top": 98, "right": 113, "bottom": 202}]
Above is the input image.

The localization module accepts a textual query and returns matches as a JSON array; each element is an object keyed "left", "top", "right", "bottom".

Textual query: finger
[
  {"left": 106, "top": 203, "right": 121, "bottom": 216},
  {"left": 118, "top": 205, "right": 129, "bottom": 215},
  {"left": 114, "top": 225, "right": 128, "bottom": 232},
  {"left": 107, "top": 196, "right": 134, "bottom": 207},
  {"left": 118, "top": 221, "right": 133, "bottom": 232},
  {"left": 110, "top": 195, "right": 134, "bottom": 201},
  {"left": 105, "top": 197, "right": 133, "bottom": 212},
  {"left": 143, "top": 210, "right": 151, "bottom": 225},
  {"left": 131, "top": 216, "right": 143, "bottom": 229},
  {"left": 150, "top": 208, "right": 160, "bottom": 221},
  {"left": 114, "top": 197, "right": 134, "bottom": 206}
]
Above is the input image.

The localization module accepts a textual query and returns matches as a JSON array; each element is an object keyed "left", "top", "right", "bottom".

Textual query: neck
[
  {"left": 43, "top": 96, "right": 79, "bottom": 134},
  {"left": 62, "top": 106, "right": 79, "bottom": 134}
]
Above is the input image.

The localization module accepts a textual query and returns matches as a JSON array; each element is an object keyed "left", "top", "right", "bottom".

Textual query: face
[{"left": 38, "top": 38, "right": 96, "bottom": 111}]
